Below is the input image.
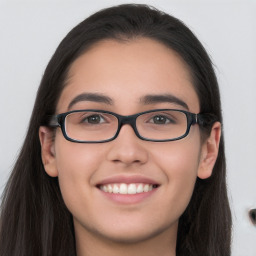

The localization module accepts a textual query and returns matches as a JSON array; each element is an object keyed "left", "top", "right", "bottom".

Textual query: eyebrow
[
  {"left": 68, "top": 92, "right": 188, "bottom": 110},
  {"left": 68, "top": 93, "right": 113, "bottom": 110},
  {"left": 140, "top": 94, "right": 189, "bottom": 110}
]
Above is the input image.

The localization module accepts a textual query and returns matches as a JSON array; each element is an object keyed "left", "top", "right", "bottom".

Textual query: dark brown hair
[{"left": 0, "top": 4, "right": 232, "bottom": 256}]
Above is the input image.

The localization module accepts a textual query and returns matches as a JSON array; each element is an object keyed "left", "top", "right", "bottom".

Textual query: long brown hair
[{"left": 0, "top": 4, "right": 232, "bottom": 256}]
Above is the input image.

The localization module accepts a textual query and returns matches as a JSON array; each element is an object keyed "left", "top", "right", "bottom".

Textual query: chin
[{"left": 95, "top": 220, "right": 177, "bottom": 244}]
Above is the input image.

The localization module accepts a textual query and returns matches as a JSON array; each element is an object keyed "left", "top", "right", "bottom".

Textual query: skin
[{"left": 39, "top": 38, "right": 221, "bottom": 256}]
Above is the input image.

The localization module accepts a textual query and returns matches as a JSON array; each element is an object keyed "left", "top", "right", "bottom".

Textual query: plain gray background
[{"left": 0, "top": 0, "right": 255, "bottom": 255}]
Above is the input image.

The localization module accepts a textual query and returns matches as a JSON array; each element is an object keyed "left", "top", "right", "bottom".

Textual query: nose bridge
[{"left": 118, "top": 114, "right": 138, "bottom": 138}]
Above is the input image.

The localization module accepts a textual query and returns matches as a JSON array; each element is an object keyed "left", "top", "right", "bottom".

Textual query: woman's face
[{"left": 40, "top": 38, "right": 219, "bottom": 246}]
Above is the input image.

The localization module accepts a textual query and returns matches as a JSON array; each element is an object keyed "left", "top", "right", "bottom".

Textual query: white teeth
[
  {"left": 107, "top": 184, "right": 113, "bottom": 193},
  {"left": 136, "top": 184, "right": 143, "bottom": 193},
  {"left": 119, "top": 183, "right": 127, "bottom": 194},
  {"left": 113, "top": 184, "right": 119, "bottom": 193},
  {"left": 99, "top": 183, "right": 157, "bottom": 194},
  {"left": 144, "top": 184, "right": 149, "bottom": 192},
  {"left": 128, "top": 184, "right": 137, "bottom": 194}
]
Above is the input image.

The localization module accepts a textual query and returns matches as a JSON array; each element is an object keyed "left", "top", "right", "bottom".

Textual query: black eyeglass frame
[{"left": 48, "top": 109, "right": 216, "bottom": 143}]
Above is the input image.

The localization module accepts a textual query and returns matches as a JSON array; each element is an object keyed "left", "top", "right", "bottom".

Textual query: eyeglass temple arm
[
  {"left": 196, "top": 113, "right": 218, "bottom": 127},
  {"left": 47, "top": 115, "right": 60, "bottom": 127}
]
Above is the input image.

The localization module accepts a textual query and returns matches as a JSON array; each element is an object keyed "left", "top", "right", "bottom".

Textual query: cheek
[
  {"left": 151, "top": 137, "right": 201, "bottom": 214},
  {"left": 54, "top": 136, "right": 105, "bottom": 208},
  {"left": 153, "top": 137, "right": 201, "bottom": 177}
]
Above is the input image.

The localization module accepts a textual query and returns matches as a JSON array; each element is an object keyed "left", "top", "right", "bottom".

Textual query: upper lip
[{"left": 96, "top": 175, "right": 160, "bottom": 186}]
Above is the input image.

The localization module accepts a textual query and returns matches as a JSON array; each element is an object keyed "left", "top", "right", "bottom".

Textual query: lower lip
[{"left": 98, "top": 188, "right": 158, "bottom": 204}]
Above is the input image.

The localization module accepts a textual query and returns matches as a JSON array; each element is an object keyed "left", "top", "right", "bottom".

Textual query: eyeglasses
[{"left": 48, "top": 109, "right": 214, "bottom": 143}]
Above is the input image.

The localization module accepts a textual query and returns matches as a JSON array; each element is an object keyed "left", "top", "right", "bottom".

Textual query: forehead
[{"left": 57, "top": 38, "right": 200, "bottom": 113}]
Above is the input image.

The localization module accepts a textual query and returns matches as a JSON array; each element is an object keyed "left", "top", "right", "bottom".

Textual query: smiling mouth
[{"left": 98, "top": 183, "right": 159, "bottom": 195}]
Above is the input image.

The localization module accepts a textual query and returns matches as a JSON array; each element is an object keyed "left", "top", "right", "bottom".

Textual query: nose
[{"left": 106, "top": 124, "right": 148, "bottom": 166}]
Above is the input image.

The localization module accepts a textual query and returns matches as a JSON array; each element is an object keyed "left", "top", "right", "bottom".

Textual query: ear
[
  {"left": 197, "top": 122, "right": 221, "bottom": 179},
  {"left": 39, "top": 126, "right": 58, "bottom": 177}
]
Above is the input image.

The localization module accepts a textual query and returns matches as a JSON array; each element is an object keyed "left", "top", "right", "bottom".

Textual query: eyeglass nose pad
[{"left": 118, "top": 117, "right": 138, "bottom": 136}]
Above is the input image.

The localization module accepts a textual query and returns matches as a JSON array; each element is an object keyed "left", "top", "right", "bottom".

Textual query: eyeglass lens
[{"left": 64, "top": 110, "right": 188, "bottom": 142}]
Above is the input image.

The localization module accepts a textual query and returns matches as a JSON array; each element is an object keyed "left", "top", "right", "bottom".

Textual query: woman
[{"left": 0, "top": 4, "right": 232, "bottom": 256}]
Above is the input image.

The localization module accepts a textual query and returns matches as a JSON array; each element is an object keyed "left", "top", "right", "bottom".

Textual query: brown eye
[
  {"left": 78, "top": 114, "right": 106, "bottom": 125},
  {"left": 153, "top": 115, "right": 167, "bottom": 124},
  {"left": 150, "top": 115, "right": 175, "bottom": 125},
  {"left": 86, "top": 115, "right": 102, "bottom": 124}
]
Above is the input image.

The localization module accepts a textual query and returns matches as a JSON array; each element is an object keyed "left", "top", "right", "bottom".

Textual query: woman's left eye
[{"left": 149, "top": 115, "right": 174, "bottom": 124}]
